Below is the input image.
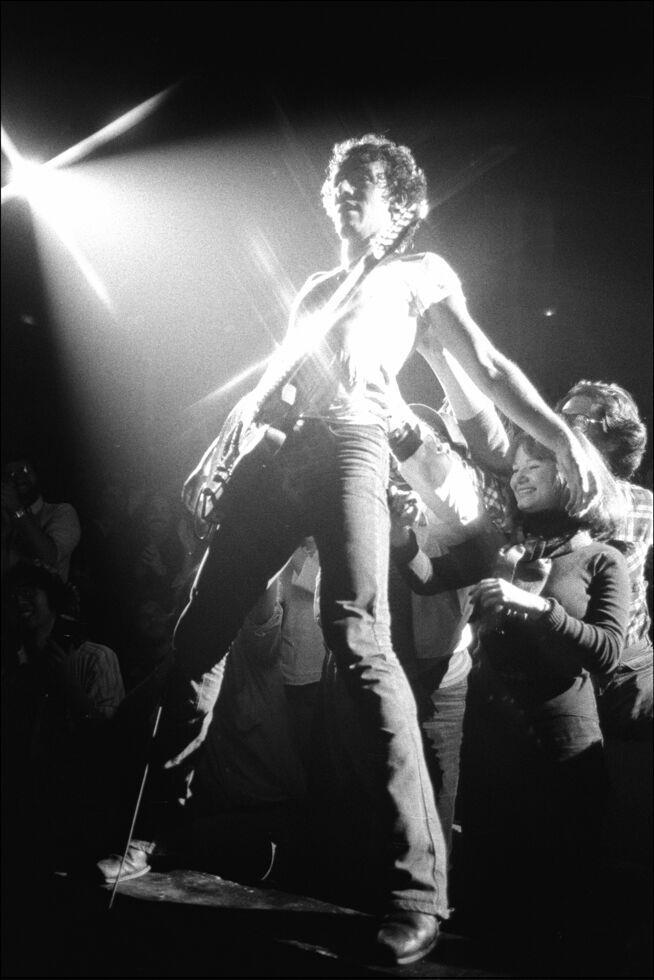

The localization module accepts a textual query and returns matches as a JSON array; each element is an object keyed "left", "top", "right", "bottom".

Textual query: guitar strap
[
  {"left": 184, "top": 205, "right": 422, "bottom": 538},
  {"left": 251, "top": 206, "right": 419, "bottom": 426},
  {"left": 279, "top": 270, "right": 354, "bottom": 421}
]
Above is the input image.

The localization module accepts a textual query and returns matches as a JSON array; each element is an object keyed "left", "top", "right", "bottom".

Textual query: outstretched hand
[
  {"left": 555, "top": 430, "right": 599, "bottom": 517},
  {"left": 388, "top": 485, "right": 427, "bottom": 548}
]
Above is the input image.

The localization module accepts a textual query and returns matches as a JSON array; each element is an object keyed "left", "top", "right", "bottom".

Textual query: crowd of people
[
  {"left": 2, "top": 378, "right": 651, "bottom": 959},
  {"left": 1, "top": 133, "right": 652, "bottom": 970}
]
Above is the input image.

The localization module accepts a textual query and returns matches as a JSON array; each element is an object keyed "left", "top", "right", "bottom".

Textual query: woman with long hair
[{"left": 391, "top": 428, "right": 629, "bottom": 941}]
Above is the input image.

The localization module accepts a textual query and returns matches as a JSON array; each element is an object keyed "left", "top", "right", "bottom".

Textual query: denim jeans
[
  {"left": 166, "top": 419, "right": 448, "bottom": 916},
  {"left": 414, "top": 674, "right": 468, "bottom": 861}
]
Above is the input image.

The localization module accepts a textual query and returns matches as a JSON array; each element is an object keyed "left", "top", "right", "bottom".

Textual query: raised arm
[
  {"left": 390, "top": 520, "right": 505, "bottom": 595},
  {"left": 1, "top": 480, "right": 79, "bottom": 570},
  {"left": 417, "top": 290, "right": 595, "bottom": 512},
  {"left": 423, "top": 345, "right": 511, "bottom": 475}
]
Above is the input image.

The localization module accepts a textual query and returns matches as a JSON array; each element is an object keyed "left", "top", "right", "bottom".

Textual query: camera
[{"left": 6, "top": 463, "right": 30, "bottom": 485}]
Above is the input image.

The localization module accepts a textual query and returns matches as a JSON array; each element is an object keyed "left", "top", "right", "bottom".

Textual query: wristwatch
[{"left": 388, "top": 420, "right": 423, "bottom": 462}]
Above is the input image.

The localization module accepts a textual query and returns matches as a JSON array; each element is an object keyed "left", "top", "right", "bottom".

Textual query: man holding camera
[{"left": 1, "top": 457, "right": 81, "bottom": 583}]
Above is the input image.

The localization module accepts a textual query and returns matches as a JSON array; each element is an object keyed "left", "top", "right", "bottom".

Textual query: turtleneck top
[{"left": 392, "top": 514, "right": 630, "bottom": 697}]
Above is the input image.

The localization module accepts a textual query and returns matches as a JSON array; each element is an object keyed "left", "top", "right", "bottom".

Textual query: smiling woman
[
  {"left": 391, "top": 425, "right": 631, "bottom": 936},
  {"left": 505, "top": 429, "right": 621, "bottom": 538},
  {"left": 510, "top": 445, "right": 561, "bottom": 513}
]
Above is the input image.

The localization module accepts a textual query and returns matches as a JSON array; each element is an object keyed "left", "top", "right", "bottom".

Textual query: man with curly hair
[{"left": 154, "top": 134, "right": 597, "bottom": 966}]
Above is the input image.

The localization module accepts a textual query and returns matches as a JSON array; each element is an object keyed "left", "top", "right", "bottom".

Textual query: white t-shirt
[{"left": 288, "top": 251, "right": 463, "bottom": 426}]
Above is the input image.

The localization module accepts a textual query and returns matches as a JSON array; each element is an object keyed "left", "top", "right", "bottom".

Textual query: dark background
[{"left": 2, "top": 1, "right": 652, "bottom": 509}]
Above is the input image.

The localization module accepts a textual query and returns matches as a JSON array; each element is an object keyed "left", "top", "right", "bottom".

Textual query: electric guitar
[{"left": 182, "top": 203, "right": 422, "bottom": 540}]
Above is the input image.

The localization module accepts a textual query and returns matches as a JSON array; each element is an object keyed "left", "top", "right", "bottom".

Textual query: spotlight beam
[
  {"left": 38, "top": 206, "right": 114, "bottom": 311},
  {"left": 2, "top": 86, "right": 175, "bottom": 311},
  {"left": 182, "top": 353, "right": 274, "bottom": 421},
  {"left": 0, "top": 126, "right": 25, "bottom": 170},
  {"left": 1, "top": 85, "right": 174, "bottom": 204},
  {"left": 43, "top": 88, "right": 174, "bottom": 171}
]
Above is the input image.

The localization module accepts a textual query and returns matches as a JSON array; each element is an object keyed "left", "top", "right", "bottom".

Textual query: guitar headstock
[{"left": 370, "top": 201, "right": 426, "bottom": 261}]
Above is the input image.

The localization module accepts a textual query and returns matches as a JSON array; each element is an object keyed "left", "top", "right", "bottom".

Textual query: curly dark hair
[
  {"left": 556, "top": 380, "right": 648, "bottom": 480},
  {"left": 321, "top": 133, "right": 427, "bottom": 236}
]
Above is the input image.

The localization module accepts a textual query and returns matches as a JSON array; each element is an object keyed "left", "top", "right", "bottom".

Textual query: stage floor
[
  {"left": 2, "top": 866, "right": 512, "bottom": 979},
  {"left": 2, "top": 865, "right": 651, "bottom": 978}
]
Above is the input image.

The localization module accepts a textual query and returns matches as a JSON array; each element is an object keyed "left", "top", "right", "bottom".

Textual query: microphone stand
[{"left": 108, "top": 703, "right": 163, "bottom": 910}]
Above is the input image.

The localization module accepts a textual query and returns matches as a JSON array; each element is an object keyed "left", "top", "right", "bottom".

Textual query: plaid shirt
[
  {"left": 479, "top": 471, "right": 513, "bottom": 534},
  {"left": 608, "top": 482, "right": 653, "bottom": 648}
]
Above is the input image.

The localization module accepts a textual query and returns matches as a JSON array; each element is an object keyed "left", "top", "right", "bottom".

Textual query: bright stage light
[
  {"left": 1, "top": 125, "right": 23, "bottom": 168},
  {"left": 7, "top": 157, "right": 45, "bottom": 196},
  {"left": 2, "top": 139, "right": 116, "bottom": 308},
  {"left": 1, "top": 134, "right": 111, "bottom": 308},
  {"left": 1, "top": 87, "right": 175, "bottom": 321},
  {"left": 19, "top": 165, "right": 114, "bottom": 309},
  {"left": 2, "top": 87, "right": 172, "bottom": 312},
  {"left": 1, "top": 86, "right": 172, "bottom": 204}
]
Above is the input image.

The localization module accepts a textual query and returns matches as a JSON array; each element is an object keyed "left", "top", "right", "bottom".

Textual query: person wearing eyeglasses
[
  {"left": 556, "top": 381, "right": 652, "bottom": 741},
  {"left": 423, "top": 374, "right": 652, "bottom": 742}
]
